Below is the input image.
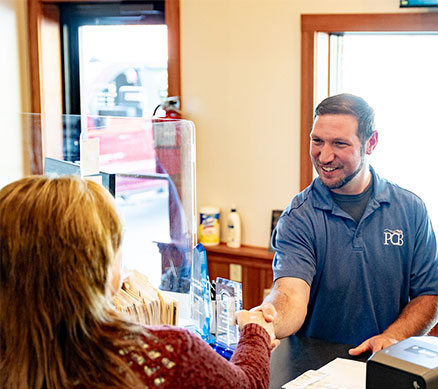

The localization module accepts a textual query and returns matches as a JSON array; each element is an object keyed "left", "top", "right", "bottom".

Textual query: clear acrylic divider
[{"left": 19, "top": 113, "right": 196, "bottom": 300}]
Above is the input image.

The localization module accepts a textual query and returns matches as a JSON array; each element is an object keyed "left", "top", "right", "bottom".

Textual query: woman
[{"left": 0, "top": 175, "right": 277, "bottom": 389}]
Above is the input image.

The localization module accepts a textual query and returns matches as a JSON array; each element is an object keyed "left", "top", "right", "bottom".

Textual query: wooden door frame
[
  {"left": 300, "top": 13, "right": 438, "bottom": 190},
  {"left": 28, "top": 0, "right": 180, "bottom": 174}
]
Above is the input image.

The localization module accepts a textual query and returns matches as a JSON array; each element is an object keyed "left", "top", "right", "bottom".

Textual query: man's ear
[{"left": 366, "top": 131, "right": 378, "bottom": 155}]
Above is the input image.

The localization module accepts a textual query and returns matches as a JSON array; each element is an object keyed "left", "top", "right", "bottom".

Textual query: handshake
[{"left": 235, "top": 303, "right": 280, "bottom": 350}]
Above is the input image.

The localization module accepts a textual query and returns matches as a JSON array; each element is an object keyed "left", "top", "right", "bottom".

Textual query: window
[
  {"left": 59, "top": 2, "right": 167, "bottom": 161},
  {"left": 328, "top": 32, "right": 438, "bottom": 229}
]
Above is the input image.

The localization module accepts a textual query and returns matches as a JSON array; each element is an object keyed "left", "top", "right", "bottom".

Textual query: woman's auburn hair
[{"left": 0, "top": 175, "right": 146, "bottom": 388}]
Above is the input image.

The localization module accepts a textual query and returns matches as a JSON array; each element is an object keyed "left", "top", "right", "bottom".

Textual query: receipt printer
[{"left": 366, "top": 336, "right": 438, "bottom": 388}]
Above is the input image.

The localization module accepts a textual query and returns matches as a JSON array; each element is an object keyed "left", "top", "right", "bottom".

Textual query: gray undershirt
[{"left": 330, "top": 178, "right": 373, "bottom": 223}]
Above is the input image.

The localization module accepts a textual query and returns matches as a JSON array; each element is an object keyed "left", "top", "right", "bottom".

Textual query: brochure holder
[{"left": 190, "top": 243, "right": 213, "bottom": 341}]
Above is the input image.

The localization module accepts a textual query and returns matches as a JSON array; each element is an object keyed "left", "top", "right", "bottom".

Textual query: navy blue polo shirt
[{"left": 272, "top": 167, "right": 438, "bottom": 345}]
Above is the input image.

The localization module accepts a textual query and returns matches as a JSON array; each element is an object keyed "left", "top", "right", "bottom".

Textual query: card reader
[{"left": 366, "top": 336, "right": 438, "bottom": 388}]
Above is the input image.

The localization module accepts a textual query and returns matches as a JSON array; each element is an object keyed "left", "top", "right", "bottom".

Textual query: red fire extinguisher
[{"left": 152, "top": 96, "right": 182, "bottom": 119}]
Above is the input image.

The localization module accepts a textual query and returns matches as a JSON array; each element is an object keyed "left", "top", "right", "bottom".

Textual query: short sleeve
[{"left": 272, "top": 208, "right": 317, "bottom": 286}]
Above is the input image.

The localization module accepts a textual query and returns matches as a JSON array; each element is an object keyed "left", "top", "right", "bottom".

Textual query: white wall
[
  {"left": 0, "top": 0, "right": 30, "bottom": 188},
  {"left": 179, "top": 0, "right": 423, "bottom": 247}
]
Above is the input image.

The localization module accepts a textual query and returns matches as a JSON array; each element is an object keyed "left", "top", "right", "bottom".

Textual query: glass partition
[{"left": 21, "top": 113, "right": 196, "bottom": 294}]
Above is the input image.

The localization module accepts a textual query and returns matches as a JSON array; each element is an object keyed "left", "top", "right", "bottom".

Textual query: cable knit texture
[{"left": 117, "top": 323, "right": 271, "bottom": 388}]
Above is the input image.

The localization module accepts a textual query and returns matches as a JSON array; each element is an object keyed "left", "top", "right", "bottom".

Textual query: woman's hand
[{"left": 236, "top": 310, "right": 280, "bottom": 350}]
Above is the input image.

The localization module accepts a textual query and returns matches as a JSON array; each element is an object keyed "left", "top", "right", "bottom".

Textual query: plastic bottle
[
  {"left": 226, "top": 205, "right": 241, "bottom": 248},
  {"left": 199, "top": 206, "right": 220, "bottom": 246}
]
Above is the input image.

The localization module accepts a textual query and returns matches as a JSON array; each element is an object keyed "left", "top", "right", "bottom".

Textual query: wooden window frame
[
  {"left": 28, "top": 0, "right": 180, "bottom": 174},
  {"left": 300, "top": 13, "right": 438, "bottom": 191}
]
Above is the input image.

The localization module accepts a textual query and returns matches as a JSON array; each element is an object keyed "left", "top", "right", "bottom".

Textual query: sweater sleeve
[
  {"left": 167, "top": 323, "right": 272, "bottom": 389},
  {"left": 229, "top": 323, "right": 272, "bottom": 387}
]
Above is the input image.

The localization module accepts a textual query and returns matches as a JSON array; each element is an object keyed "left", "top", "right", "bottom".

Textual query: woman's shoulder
[{"left": 112, "top": 326, "right": 198, "bottom": 387}]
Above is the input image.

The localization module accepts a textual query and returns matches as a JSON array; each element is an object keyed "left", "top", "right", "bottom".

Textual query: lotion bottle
[{"left": 226, "top": 205, "right": 241, "bottom": 248}]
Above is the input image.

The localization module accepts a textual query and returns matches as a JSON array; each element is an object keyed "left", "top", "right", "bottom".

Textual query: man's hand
[
  {"left": 250, "top": 302, "right": 278, "bottom": 323},
  {"left": 348, "top": 334, "right": 398, "bottom": 356},
  {"left": 350, "top": 296, "right": 438, "bottom": 356},
  {"left": 236, "top": 310, "right": 280, "bottom": 350}
]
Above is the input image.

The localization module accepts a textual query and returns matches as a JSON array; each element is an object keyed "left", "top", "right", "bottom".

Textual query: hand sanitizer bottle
[{"left": 226, "top": 205, "right": 241, "bottom": 248}]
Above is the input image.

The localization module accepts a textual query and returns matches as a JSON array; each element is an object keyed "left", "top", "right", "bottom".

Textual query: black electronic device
[
  {"left": 366, "top": 336, "right": 438, "bottom": 388},
  {"left": 400, "top": 0, "right": 438, "bottom": 7}
]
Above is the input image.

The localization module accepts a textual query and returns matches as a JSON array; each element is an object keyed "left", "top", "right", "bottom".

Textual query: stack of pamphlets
[{"left": 114, "top": 270, "right": 179, "bottom": 325}]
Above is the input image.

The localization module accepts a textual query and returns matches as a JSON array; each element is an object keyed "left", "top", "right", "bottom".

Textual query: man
[{"left": 257, "top": 93, "right": 438, "bottom": 355}]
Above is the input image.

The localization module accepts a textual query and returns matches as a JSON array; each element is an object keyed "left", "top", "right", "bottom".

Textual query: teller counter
[{"left": 269, "top": 335, "right": 370, "bottom": 389}]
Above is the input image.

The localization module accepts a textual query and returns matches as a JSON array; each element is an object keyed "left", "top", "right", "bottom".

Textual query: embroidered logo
[{"left": 383, "top": 229, "right": 404, "bottom": 246}]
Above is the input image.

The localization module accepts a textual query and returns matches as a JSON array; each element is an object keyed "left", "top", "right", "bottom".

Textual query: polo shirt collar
[{"left": 311, "top": 165, "right": 392, "bottom": 213}]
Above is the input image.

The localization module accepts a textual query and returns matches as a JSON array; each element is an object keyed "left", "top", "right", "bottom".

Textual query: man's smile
[{"left": 321, "top": 166, "right": 337, "bottom": 172}]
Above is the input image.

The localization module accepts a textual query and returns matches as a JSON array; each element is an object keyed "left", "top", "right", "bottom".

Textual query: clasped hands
[{"left": 235, "top": 307, "right": 280, "bottom": 350}]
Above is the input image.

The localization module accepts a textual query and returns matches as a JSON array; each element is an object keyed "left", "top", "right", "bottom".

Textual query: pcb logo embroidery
[{"left": 383, "top": 229, "right": 404, "bottom": 246}]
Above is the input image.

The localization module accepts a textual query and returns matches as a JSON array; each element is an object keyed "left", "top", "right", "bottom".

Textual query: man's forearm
[
  {"left": 263, "top": 288, "right": 307, "bottom": 339},
  {"left": 383, "top": 295, "right": 438, "bottom": 340}
]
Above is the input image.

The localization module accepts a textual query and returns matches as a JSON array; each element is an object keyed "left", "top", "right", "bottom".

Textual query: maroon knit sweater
[{"left": 117, "top": 323, "right": 271, "bottom": 388}]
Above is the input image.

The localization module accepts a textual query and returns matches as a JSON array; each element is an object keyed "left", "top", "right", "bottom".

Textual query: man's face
[{"left": 310, "top": 114, "right": 370, "bottom": 194}]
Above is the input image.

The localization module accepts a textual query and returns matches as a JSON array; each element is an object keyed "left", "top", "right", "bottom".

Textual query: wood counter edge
[{"left": 203, "top": 242, "right": 275, "bottom": 260}]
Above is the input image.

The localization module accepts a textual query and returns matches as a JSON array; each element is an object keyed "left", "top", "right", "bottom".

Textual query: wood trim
[
  {"left": 28, "top": 1, "right": 42, "bottom": 114},
  {"left": 301, "top": 13, "right": 438, "bottom": 32},
  {"left": 40, "top": 4, "right": 64, "bottom": 166},
  {"left": 204, "top": 243, "right": 275, "bottom": 262},
  {"left": 28, "top": 2, "right": 63, "bottom": 174},
  {"left": 28, "top": 0, "right": 43, "bottom": 173},
  {"left": 166, "top": 0, "right": 181, "bottom": 100},
  {"left": 300, "top": 12, "right": 438, "bottom": 190},
  {"left": 300, "top": 29, "right": 315, "bottom": 191}
]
